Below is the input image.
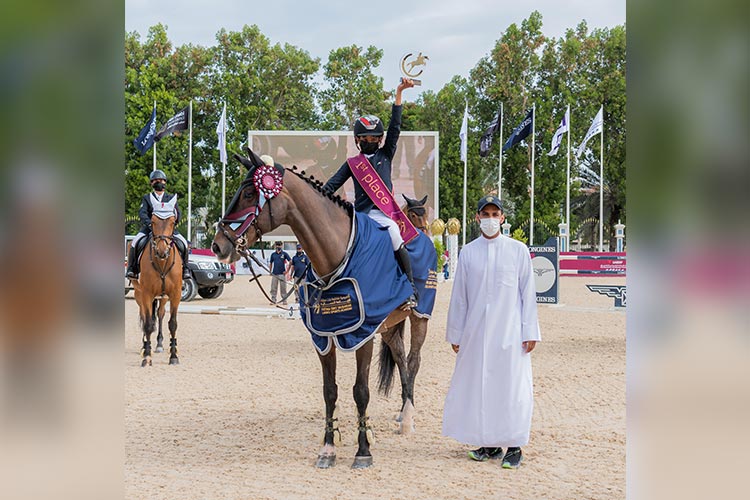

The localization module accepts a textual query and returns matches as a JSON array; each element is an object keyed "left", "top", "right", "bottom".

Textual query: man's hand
[
  {"left": 451, "top": 344, "right": 459, "bottom": 354},
  {"left": 522, "top": 341, "right": 537, "bottom": 353}
]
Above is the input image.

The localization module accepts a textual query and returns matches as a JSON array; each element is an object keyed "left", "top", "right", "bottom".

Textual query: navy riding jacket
[{"left": 322, "top": 104, "right": 402, "bottom": 213}]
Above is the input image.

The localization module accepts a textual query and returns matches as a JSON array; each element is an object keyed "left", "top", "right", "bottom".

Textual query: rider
[
  {"left": 323, "top": 78, "right": 418, "bottom": 305},
  {"left": 126, "top": 169, "right": 191, "bottom": 280}
]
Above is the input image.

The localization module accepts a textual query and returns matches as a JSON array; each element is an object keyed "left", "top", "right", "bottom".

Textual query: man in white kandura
[{"left": 442, "top": 195, "right": 541, "bottom": 469}]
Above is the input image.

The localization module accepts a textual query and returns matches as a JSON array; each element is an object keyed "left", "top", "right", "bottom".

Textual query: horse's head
[
  {"left": 402, "top": 194, "right": 429, "bottom": 232},
  {"left": 151, "top": 214, "right": 176, "bottom": 259},
  {"left": 211, "top": 148, "right": 292, "bottom": 263}
]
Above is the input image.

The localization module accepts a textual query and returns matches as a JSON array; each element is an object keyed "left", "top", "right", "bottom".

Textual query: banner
[
  {"left": 502, "top": 108, "right": 533, "bottom": 152},
  {"left": 529, "top": 237, "right": 559, "bottom": 304},
  {"left": 459, "top": 104, "right": 468, "bottom": 162},
  {"left": 479, "top": 107, "right": 502, "bottom": 157},
  {"left": 133, "top": 105, "right": 156, "bottom": 155},
  {"left": 576, "top": 105, "right": 603, "bottom": 158},
  {"left": 547, "top": 107, "right": 569, "bottom": 156},
  {"left": 155, "top": 106, "right": 188, "bottom": 141},
  {"left": 217, "top": 103, "right": 227, "bottom": 164}
]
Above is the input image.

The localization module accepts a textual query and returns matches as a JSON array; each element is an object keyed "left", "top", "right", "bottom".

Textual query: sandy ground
[{"left": 125, "top": 275, "right": 625, "bottom": 500}]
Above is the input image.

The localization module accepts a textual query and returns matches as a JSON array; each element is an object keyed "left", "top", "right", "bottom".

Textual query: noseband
[{"left": 151, "top": 234, "right": 174, "bottom": 259}]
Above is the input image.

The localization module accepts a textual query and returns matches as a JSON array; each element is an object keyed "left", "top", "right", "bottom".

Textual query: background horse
[
  {"left": 211, "top": 150, "right": 412, "bottom": 469},
  {"left": 132, "top": 214, "right": 182, "bottom": 367},
  {"left": 378, "top": 195, "right": 436, "bottom": 435}
]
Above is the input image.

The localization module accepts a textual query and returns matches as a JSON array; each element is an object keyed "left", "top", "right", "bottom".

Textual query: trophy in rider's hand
[{"left": 400, "top": 52, "right": 429, "bottom": 86}]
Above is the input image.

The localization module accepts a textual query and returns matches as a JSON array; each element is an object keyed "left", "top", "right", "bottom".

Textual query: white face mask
[{"left": 479, "top": 217, "right": 501, "bottom": 237}]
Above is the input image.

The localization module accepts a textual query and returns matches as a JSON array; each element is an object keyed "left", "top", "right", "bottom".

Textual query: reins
[{"left": 148, "top": 234, "right": 178, "bottom": 296}]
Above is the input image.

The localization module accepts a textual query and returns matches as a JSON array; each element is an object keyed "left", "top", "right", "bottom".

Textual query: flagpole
[
  {"left": 498, "top": 103, "right": 503, "bottom": 198},
  {"left": 152, "top": 100, "right": 157, "bottom": 171},
  {"left": 187, "top": 100, "right": 193, "bottom": 242},
  {"left": 530, "top": 103, "right": 535, "bottom": 246},
  {"left": 599, "top": 104, "right": 604, "bottom": 252},
  {"left": 221, "top": 102, "right": 227, "bottom": 216},
  {"left": 566, "top": 104, "right": 571, "bottom": 231}
]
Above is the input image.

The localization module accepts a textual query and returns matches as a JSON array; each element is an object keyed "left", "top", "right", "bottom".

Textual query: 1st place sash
[{"left": 347, "top": 154, "right": 418, "bottom": 244}]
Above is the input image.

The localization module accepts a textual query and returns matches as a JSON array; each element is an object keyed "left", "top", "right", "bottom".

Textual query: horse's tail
[{"left": 377, "top": 321, "right": 405, "bottom": 396}]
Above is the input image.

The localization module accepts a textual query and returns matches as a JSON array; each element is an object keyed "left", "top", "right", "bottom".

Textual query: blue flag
[
  {"left": 133, "top": 105, "right": 157, "bottom": 155},
  {"left": 502, "top": 108, "right": 533, "bottom": 152}
]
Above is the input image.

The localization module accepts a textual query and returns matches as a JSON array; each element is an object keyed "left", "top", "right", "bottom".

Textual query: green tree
[{"left": 318, "top": 45, "right": 389, "bottom": 130}]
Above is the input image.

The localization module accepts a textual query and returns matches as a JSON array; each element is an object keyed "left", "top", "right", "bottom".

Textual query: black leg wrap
[{"left": 394, "top": 245, "right": 418, "bottom": 301}]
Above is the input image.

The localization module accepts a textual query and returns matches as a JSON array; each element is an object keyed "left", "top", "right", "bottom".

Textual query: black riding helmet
[
  {"left": 149, "top": 169, "right": 167, "bottom": 182},
  {"left": 353, "top": 115, "right": 384, "bottom": 137}
]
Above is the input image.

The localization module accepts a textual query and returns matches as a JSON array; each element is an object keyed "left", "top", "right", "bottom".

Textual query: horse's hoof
[
  {"left": 351, "top": 455, "right": 373, "bottom": 469},
  {"left": 141, "top": 358, "right": 151, "bottom": 367},
  {"left": 154, "top": 346, "right": 164, "bottom": 353},
  {"left": 169, "top": 357, "right": 180, "bottom": 365},
  {"left": 315, "top": 454, "right": 336, "bottom": 469}
]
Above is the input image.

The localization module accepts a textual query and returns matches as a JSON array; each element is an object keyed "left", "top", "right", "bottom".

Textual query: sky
[{"left": 125, "top": 0, "right": 625, "bottom": 96}]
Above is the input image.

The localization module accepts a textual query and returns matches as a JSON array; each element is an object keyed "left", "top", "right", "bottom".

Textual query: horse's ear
[
  {"left": 233, "top": 152, "right": 255, "bottom": 170},
  {"left": 419, "top": 194, "right": 428, "bottom": 206},
  {"left": 244, "top": 147, "right": 265, "bottom": 168}
]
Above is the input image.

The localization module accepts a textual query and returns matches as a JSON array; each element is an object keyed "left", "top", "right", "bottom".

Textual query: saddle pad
[{"left": 301, "top": 212, "right": 412, "bottom": 355}]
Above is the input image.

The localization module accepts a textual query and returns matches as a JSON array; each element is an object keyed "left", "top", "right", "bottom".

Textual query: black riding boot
[
  {"left": 394, "top": 244, "right": 418, "bottom": 305},
  {"left": 180, "top": 246, "right": 191, "bottom": 280},
  {"left": 126, "top": 246, "right": 138, "bottom": 279}
]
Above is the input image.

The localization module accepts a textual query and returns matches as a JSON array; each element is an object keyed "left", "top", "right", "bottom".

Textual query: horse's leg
[
  {"left": 167, "top": 296, "right": 179, "bottom": 365},
  {"left": 315, "top": 346, "right": 338, "bottom": 468},
  {"left": 138, "top": 298, "right": 154, "bottom": 367},
  {"left": 378, "top": 323, "right": 410, "bottom": 429},
  {"left": 352, "top": 338, "right": 374, "bottom": 469},
  {"left": 399, "top": 315, "right": 429, "bottom": 434},
  {"left": 155, "top": 298, "right": 165, "bottom": 353}
]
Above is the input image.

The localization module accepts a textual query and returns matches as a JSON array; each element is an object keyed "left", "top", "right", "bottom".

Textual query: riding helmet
[
  {"left": 353, "top": 115, "right": 384, "bottom": 137},
  {"left": 149, "top": 169, "right": 167, "bottom": 182}
]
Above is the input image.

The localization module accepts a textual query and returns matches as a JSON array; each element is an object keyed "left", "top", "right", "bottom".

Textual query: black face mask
[
  {"left": 275, "top": 247, "right": 282, "bottom": 252},
  {"left": 358, "top": 141, "right": 379, "bottom": 155},
  {"left": 153, "top": 182, "right": 165, "bottom": 192}
]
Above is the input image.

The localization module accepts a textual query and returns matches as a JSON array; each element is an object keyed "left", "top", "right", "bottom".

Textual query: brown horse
[
  {"left": 377, "top": 195, "right": 436, "bottom": 435},
  {"left": 131, "top": 214, "right": 183, "bottom": 367},
  {"left": 211, "top": 149, "right": 411, "bottom": 469}
]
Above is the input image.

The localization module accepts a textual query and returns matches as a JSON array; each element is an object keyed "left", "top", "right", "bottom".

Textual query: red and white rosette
[{"left": 253, "top": 165, "right": 283, "bottom": 200}]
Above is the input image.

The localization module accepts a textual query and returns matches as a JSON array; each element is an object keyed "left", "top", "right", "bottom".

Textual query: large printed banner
[
  {"left": 248, "top": 131, "right": 439, "bottom": 239},
  {"left": 560, "top": 252, "right": 626, "bottom": 276}
]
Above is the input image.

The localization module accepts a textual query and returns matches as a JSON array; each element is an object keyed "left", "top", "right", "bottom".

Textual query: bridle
[
  {"left": 406, "top": 206, "right": 428, "bottom": 231},
  {"left": 148, "top": 232, "right": 177, "bottom": 296},
  {"left": 216, "top": 161, "right": 309, "bottom": 310}
]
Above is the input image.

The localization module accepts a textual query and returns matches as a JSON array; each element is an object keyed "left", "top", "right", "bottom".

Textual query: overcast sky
[{"left": 126, "top": 0, "right": 625, "bottom": 95}]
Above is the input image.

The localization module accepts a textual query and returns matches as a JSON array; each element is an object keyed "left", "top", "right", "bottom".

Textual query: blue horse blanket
[
  {"left": 407, "top": 230, "right": 438, "bottom": 318},
  {"left": 300, "top": 212, "right": 412, "bottom": 354}
]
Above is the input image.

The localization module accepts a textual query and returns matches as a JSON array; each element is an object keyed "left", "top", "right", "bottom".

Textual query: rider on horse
[
  {"left": 126, "top": 169, "right": 191, "bottom": 280},
  {"left": 323, "top": 78, "right": 418, "bottom": 305}
]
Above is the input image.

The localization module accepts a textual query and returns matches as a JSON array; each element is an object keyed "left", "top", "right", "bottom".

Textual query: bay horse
[
  {"left": 131, "top": 214, "right": 183, "bottom": 367},
  {"left": 378, "top": 194, "right": 436, "bottom": 435},
  {"left": 211, "top": 149, "right": 412, "bottom": 469}
]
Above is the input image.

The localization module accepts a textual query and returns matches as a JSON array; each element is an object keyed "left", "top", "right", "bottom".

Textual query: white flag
[
  {"left": 459, "top": 103, "right": 468, "bottom": 162},
  {"left": 576, "top": 105, "right": 603, "bottom": 158},
  {"left": 547, "top": 106, "right": 569, "bottom": 156},
  {"left": 216, "top": 103, "right": 227, "bottom": 164}
]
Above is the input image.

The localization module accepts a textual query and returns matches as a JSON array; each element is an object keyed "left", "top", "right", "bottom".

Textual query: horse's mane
[{"left": 287, "top": 165, "right": 354, "bottom": 217}]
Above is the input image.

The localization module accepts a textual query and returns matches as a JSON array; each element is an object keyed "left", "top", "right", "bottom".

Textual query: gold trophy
[{"left": 400, "top": 52, "right": 429, "bottom": 86}]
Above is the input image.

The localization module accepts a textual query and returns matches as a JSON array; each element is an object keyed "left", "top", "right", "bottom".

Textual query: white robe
[{"left": 442, "top": 234, "right": 541, "bottom": 447}]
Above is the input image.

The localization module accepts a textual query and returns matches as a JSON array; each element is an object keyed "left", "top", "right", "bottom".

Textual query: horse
[
  {"left": 377, "top": 194, "right": 437, "bottom": 435},
  {"left": 211, "top": 149, "right": 415, "bottom": 469},
  {"left": 131, "top": 214, "right": 183, "bottom": 367}
]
